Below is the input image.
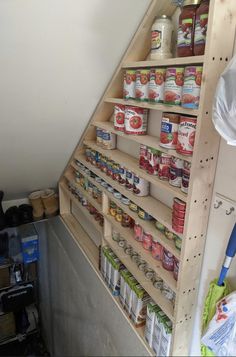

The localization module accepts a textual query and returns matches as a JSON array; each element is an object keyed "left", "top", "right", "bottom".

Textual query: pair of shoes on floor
[
  {"left": 5, "top": 204, "right": 33, "bottom": 227},
  {"left": 29, "top": 189, "right": 59, "bottom": 221}
]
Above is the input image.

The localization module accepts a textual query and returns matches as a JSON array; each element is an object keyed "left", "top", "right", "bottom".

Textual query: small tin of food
[
  {"left": 155, "top": 220, "right": 166, "bottom": 233},
  {"left": 153, "top": 277, "right": 164, "bottom": 290},
  {"left": 107, "top": 186, "right": 114, "bottom": 194},
  {"left": 138, "top": 261, "right": 148, "bottom": 271},
  {"left": 151, "top": 240, "right": 163, "bottom": 261},
  {"left": 118, "top": 239, "right": 126, "bottom": 248},
  {"left": 139, "top": 144, "right": 149, "bottom": 170},
  {"left": 96, "top": 127, "right": 103, "bottom": 146},
  {"left": 173, "top": 257, "right": 179, "bottom": 281},
  {"left": 173, "top": 198, "right": 186, "bottom": 212},
  {"left": 172, "top": 215, "right": 185, "bottom": 226},
  {"left": 112, "top": 163, "right": 120, "bottom": 181},
  {"left": 164, "top": 229, "right": 176, "bottom": 241},
  {"left": 124, "top": 106, "right": 148, "bottom": 135},
  {"left": 138, "top": 209, "right": 153, "bottom": 221},
  {"left": 146, "top": 147, "right": 159, "bottom": 175},
  {"left": 113, "top": 191, "right": 122, "bottom": 200},
  {"left": 123, "top": 70, "right": 136, "bottom": 100},
  {"left": 124, "top": 245, "right": 133, "bottom": 255},
  {"left": 121, "top": 213, "right": 132, "bottom": 228},
  {"left": 129, "top": 202, "right": 138, "bottom": 213},
  {"left": 145, "top": 268, "right": 155, "bottom": 280},
  {"left": 112, "top": 230, "right": 120, "bottom": 242},
  {"left": 148, "top": 68, "right": 166, "bottom": 103},
  {"left": 133, "top": 175, "right": 150, "bottom": 197},
  {"left": 121, "top": 197, "right": 130, "bottom": 206},
  {"left": 102, "top": 130, "right": 116, "bottom": 150},
  {"left": 118, "top": 165, "right": 126, "bottom": 186},
  {"left": 172, "top": 223, "right": 184, "bottom": 234},
  {"left": 131, "top": 253, "right": 140, "bottom": 264},
  {"left": 182, "top": 66, "right": 203, "bottom": 109},
  {"left": 181, "top": 160, "right": 191, "bottom": 194},
  {"left": 101, "top": 181, "right": 108, "bottom": 189},
  {"left": 134, "top": 223, "right": 143, "bottom": 242},
  {"left": 176, "top": 116, "right": 197, "bottom": 156},
  {"left": 125, "top": 170, "right": 134, "bottom": 190},
  {"left": 160, "top": 113, "right": 180, "bottom": 149},
  {"left": 142, "top": 232, "right": 153, "bottom": 251},
  {"left": 162, "top": 283, "right": 175, "bottom": 302},
  {"left": 115, "top": 207, "right": 123, "bottom": 223},
  {"left": 169, "top": 166, "right": 182, "bottom": 188},
  {"left": 162, "top": 248, "right": 174, "bottom": 271},
  {"left": 114, "top": 104, "right": 125, "bottom": 132},
  {"left": 135, "top": 69, "right": 149, "bottom": 101},
  {"left": 164, "top": 67, "right": 184, "bottom": 105},
  {"left": 175, "top": 235, "right": 182, "bottom": 250},
  {"left": 158, "top": 153, "right": 171, "bottom": 180},
  {"left": 95, "top": 176, "right": 102, "bottom": 184}
]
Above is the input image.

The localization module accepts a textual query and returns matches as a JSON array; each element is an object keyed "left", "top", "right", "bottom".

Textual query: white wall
[{"left": 0, "top": 0, "right": 151, "bottom": 200}]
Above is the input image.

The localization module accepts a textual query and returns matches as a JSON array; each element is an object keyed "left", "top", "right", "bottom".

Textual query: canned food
[
  {"left": 164, "top": 229, "right": 176, "bottom": 241},
  {"left": 112, "top": 230, "right": 120, "bottom": 242},
  {"left": 96, "top": 127, "right": 103, "bottom": 146},
  {"left": 131, "top": 253, "right": 140, "bottom": 264},
  {"left": 97, "top": 190, "right": 102, "bottom": 204},
  {"left": 160, "top": 113, "right": 180, "bottom": 149},
  {"left": 162, "top": 249, "right": 174, "bottom": 271},
  {"left": 125, "top": 170, "right": 134, "bottom": 190},
  {"left": 172, "top": 216, "right": 185, "bottom": 226},
  {"left": 92, "top": 186, "right": 98, "bottom": 200},
  {"left": 142, "top": 232, "right": 153, "bottom": 251},
  {"left": 176, "top": 116, "right": 197, "bottom": 156},
  {"left": 101, "top": 181, "right": 108, "bottom": 190},
  {"left": 114, "top": 104, "right": 125, "bottom": 132},
  {"left": 107, "top": 186, "right": 114, "bottom": 194},
  {"left": 181, "top": 160, "right": 191, "bottom": 194},
  {"left": 158, "top": 153, "right": 171, "bottom": 180},
  {"left": 172, "top": 223, "right": 184, "bottom": 234},
  {"left": 135, "top": 69, "right": 149, "bottom": 101},
  {"left": 134, "top": 223, "right": 143, "bottom": 242},
  {"left": 116, "top": 207, "right": 123, "bottom": 223},
  {"left": 145, "top": 268, "right": 155, "bottom": 280},
  {"left": 151, "top": 240, "right": 163, "bottom": 260},
  {"left": 125, "top": 106, "right": 148, "bottom": 135},
  {"left": 182, "top": 66, "right": 203, "bottom": 109},
  {"left": 121, "top": 213, "right": 132, "bottom": 228},
  {"left": 129, "top": 202, "right": 138, "bottom": 213},
  {"left": 153, "top": 277, "right": 164, "bottom": 290},
  {"left": 138, "top": 261, "right": 148, "bottom": 271},
  {"left": 139, "top": 144, "right": 149, "bottom": 170},
  {"left": 164, "top": 67, "right": 184, "bottom": 105},
  {"left": 173, "top": 257, "right": 179, "bottom": 281},
  {"left": 162, "top": 283, "right": 175, "bottom": 302},
  {"left": 118, "top": 239, "right": 126, "bottom": 248},
  {"left": 109, "top": 201, "right": 117, "bottom": 217},
  {"left": 175, "top": 235, "right": 182, "bottom": 250},
  {"left": 95, "top": 176, "right": 102, "bottom": 184},
  {"left": 124, "top": 245, "right": 133, "bottom": 255},
  {"left": 155, "top": 220, "right": 166, "bottom": 233},
  {"left": 102, "top": 130, "right": 116, "bottom": 150},
  {"left": 173, "top": 198, "right": 186, "bottom": 212},
  {"left": 118, "top": 165, "right": 126, "bottom": 186},
  {"left": 121, "top": 197, "right": 130, "bottom": 206},
  {"left": 148, "top": 68, "right": 166, "bottom": 103},
  {"left": 133, "top": 175, "right": 150, "bottom": 197},
  {"left": 138, "top": 209, "right": 153, "bottom": 221},
  {"left": 112, "top": 163, "right": 120, "bottom": 181},
  {"left": 169, "top": 157, "right": 183, "bottom": 188},
  {"left": 146, "top": 147, "right": 159, "bottom": 175},
  {"left": 123, "top": 70, "right": 136, "bottom": 100},
  {"left": 113, "top": 191, "right": 122, "bottom": 200}
]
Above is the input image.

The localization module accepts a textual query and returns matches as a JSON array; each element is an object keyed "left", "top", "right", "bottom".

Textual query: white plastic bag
[
  {"left": 201, "top": 291, "right": 236, "bottom": 356},
  {"left": 212, "top": 55, "right": 236, "bottom": 145}
]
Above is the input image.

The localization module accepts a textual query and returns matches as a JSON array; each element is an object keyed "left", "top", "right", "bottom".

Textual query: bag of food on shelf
[
  {"left": 213, "top": 55, "right": 236, "bottom": 145},
  {"left": 131, "top": 284, "right": 151, "bottom": 327},
  {"left": 120, "top": 269, "right": 132, "bottom": 308},
  {"left": 159, "top": 317, "right": 172, "bottom": 357},
  {"left": 145, "top": 302, "right": 160, "bottom": 347}
]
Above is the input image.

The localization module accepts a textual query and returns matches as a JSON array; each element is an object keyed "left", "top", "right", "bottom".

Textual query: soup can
[
  {"left": 151, "top": 240, "right": 163, "bottom": 261},
  {"left": 182, "top": 66, "right": 203, "bottom": 109},
  {"left": 102, "top": 130, "right": 116, "bottom": 150},
  {"left": 162, "top": 249, "right": 174, "bottom": 271},
  {"left": 134, "top": 222, "right": 143, "bottom": 242},
  {"left": 164, "top": 67, "right": 184, "bottom": 105},
  {"left": 142, "top": 232, "right": 153, "bottom": 251},
  {"left": 176, "top": 116, "right": 197, "bottom": 156},
  {"left": 123, "top": 70, "right": 136, "bottom": 100},
  {"left": 125, "top": 170, "right": 134, "bottom": 190},
  {"left": 129, "top": 202, "right": 139, "bottom": 213},
  {"left": 147, "top": 147, "right": 159, "bottom": 175},
  {"left": 173, "top": 197, "right": 186, "bottom": 212},
  {"left": 160, "top": 113, "right": 180, "bottom": 149},
  {"left": 114, "top": 104, "right": 125, "bottom": 132},
  {"left": 125, "top": 106, "right": 148, "bottom": 135},
  {"left": 139, "top": 144, "right": 149, "bottom": 170},
  {"left": 135, "top": 69, "right": 149, "bottom": 101},
  {"left": 96, "top": 127, "right": 103, "bottom": 146},
  {"left": 181, "top": 161, "right": 191, "bottom": 194},
  {"left": 148, "top": 68, "right": 166, "bottom": 103},
  {"left": 169, "top": 157, "right": 183, "bottom": 188},
  {"left": 173, "top": 257, "right": 179, "bottom": 281},
  {"left": 155, "top": 220, "right": 166, "bottom": 233},
  {"left": 118, "top": 165, "right": 126, "bottom": 186},
  {"left": 133, "top": 175, "right": 150, "bottom": 197},
  {"left": 158, "top": 153, "right": 171, "bottom": 180}
]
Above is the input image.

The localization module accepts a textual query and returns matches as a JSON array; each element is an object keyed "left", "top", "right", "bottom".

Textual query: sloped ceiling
[{"left": 0, "top": 0, "right": 151, "bottom": 200}]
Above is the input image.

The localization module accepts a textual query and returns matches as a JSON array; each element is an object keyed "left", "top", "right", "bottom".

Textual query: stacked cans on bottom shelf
[{"left": 145, "top": 301, "right": 172, "bottom": 357}]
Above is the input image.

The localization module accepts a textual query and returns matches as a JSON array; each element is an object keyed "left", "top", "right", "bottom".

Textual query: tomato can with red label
[
  {"left": 135, "top": 69, "right": 149, "bottom": 101},
  {"left": 169, "top": 157, "right": 183, "bottom": 187},
  {"left": 162, "top": 249, "right": 174, "bottom": 271},
  {"left": 142, "top": 232, "right": 153, "bottom": 251},
  {"left": 158, "top": 153, "right": 171, "bottom": 180},
  {"left": 164, "top": 67, "right": 184, "bottom": 105},
  {"left": 147, "top": 147, "right": 159, "bottom": 175},
  {"left": 148, "top": 68, "right": 166, "bottom": 103},
  {"left": 125, "top": 106, "right": 148, "bottom": 135},
  {"left": 176, "top": 116, "right": 197, "bottom": 156},
  {"left": 182, "top": 66, "right": 203, "bottom": 109},
  {"left": 173, "top": 197, "right": 186, "bottom": 212},
  {"left": 114, "top": 104, "right": 125, "bottom": 132},
  {"left": 123, "top": 70, "right": 136, "bottom": 100},
  {"left": 181, "top": 161, "right": 191, "bottom": 194},
  {"left": 134, "top": 223, "right": 143, "bottom": 242},
  {"left": 133, "top": 175, "right": 149, "bottom": 197},
  {"left": 139, "top": 144, "right": 149, "bottom": 170},
  {"left": 151, "top": 240, "right": 163, "bottom": 261},
  {"left": 160, "top": 113, "right": 180, "bottom": 149},
  {"left": 125, "top": 170, "right": 134, "bottom": 190}
]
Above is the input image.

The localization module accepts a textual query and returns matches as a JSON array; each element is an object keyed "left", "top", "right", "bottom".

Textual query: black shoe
[
  {"left": 18, "top": 204, "right": 33, "bottom": 224},
  {"left": 5, "top": 206, "right": 20, "bottom": 227},
  {"left": 0, "top": 191, "right": 6, "bottom": 230}
]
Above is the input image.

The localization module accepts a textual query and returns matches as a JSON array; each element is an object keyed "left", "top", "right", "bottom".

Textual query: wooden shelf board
[
  {"left": 64, "top": 170, "right": 102, "bottom": 212},
  {"left": 71, "top": 158, "right": 180, "bottom": 259},
  {"left": 61, "top": 212, "right": 99, "bottom": 271},
  {"left": 105, "top": 97, "right": 199, "bottom": 116},
  {"left": 0, "top": 329, "right": 39, "bottom": 346},
  {"left": 122, "top": 55, "right": 205, "bottom": 69},
  {"left": 73, "top": 153, "right": 180, "bottom": 236},
  {"left": 60, "top": 183, "right": 104, "bottom": 237},
  {"left": 105, "top": 214, "right": 177, "bottom": 293},
  {"left": 83, "top": 139, "right": 187, "bottom": 202},
  {"left": 103, "top": 235, "right": 175, "bottom": 321},
  {"left": 92, "top": 121, "right": 192, "bottom": 163}
]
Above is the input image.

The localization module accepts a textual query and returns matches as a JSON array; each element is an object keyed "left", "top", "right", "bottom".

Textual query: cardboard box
[{"left": 0, "top": 312, "right": 16, "bottom": 342}]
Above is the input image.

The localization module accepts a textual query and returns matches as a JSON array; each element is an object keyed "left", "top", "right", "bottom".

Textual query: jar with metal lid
[
  {"left": 177, "top": 0, "right": 201, "bottom": 57},
  {"left": 151, "top": 15, "right": 174, "bottom": 60},
  {"left": 194, "top": 0, "right": 210, "bottom": 55}
]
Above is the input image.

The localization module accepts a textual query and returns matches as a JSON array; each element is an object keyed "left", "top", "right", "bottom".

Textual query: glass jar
[
  {"left": 151, "top": 15, "right": 173, "bottom": 60},
  {"left": 177, "top": 0, "right": 201, "bottom": 57},
  {"left": 194, "top": 0, "right": 210, "bottom": 55}
]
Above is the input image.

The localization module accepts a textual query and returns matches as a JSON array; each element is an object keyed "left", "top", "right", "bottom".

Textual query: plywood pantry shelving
[{"left": 59, "top": 0, "right": 236, "bottom": 355}]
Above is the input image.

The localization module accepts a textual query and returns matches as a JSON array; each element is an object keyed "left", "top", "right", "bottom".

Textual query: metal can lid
[
  {"left": 183, "top": 0, "right": 200, "bottom": 6},
  {"left": 155, "top": 14, "right": 171, "bottom": 20}
]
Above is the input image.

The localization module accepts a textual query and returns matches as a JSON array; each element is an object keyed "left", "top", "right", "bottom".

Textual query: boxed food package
[
  {"left": 145, "top": 301, "right": 160, "bottom": 347},
  {"left": 119, "top": 269, "right": 132, "bottom": 308},
  {"left": 110, "top": 256, "right": 122, "bottom": 296},
  {"left": 159, "top": 317, "right": 172, "bottom": 357},
  {"left": 131, "top": 284, "right": 151, "bottom": 327},
  {"left": 152, "top": 309, "right": 166, "bottom": 355},
  {"left": 106, "top": 251, "right": 117, "bottom": 288},
  {"left": 125, "top": 276, "right": 138, "bottom": 318},
  {"left": 0, "top": 312, "right": 16, "bottom": 342},
  {"left": 101, "top": 246, "right": 109, "bottom": 279}
]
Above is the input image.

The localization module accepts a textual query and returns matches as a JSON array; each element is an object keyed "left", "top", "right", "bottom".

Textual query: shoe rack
[{"left": 58, "top": 0, "right": 236, "bottom": 355}]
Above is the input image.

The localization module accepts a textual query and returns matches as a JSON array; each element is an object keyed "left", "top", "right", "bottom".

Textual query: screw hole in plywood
[
  {"left": 194, "top": 235, "right": 197, "bottom": 239},
  {"left": 211, "top": 157, "right": 214, "bottom": 160},
  {"left": 206, "top": 111, "right": 209, "bottom": 115},
  {"left": 226, "top": 57, "right": 228, "bottom": 61},
  {"left": 212, "top": 57, "right": 215, "bottom": 60},
  {"left": 220, "top": 57, "right": 222, "bottom": 61}
]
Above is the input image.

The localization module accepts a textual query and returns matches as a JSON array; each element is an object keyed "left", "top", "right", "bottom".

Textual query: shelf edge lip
[
  {"left": 121, "top": 55, "right": 205, "bottom": 68},
  {"left": 104, "top": 97, "right": 199, "bottom": 116}
]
